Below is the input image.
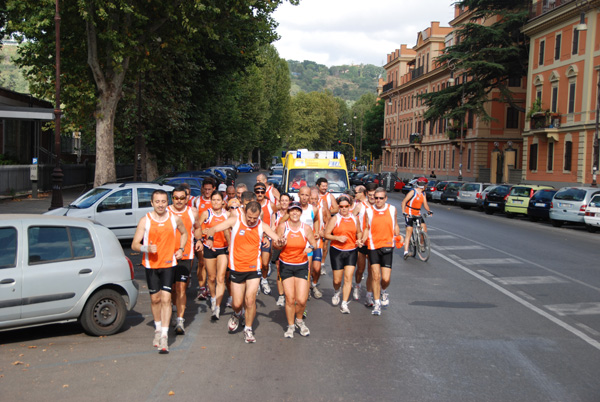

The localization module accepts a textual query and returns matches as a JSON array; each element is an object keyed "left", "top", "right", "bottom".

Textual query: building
[
  {"left": 522, "top": 0, "right": 600, "bottom": 187},
  {"left": 380, "top": 7, "right": 526, "bottom": 184}
]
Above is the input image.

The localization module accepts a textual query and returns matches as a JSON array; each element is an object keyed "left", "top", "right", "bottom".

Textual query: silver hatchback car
[
  {"left": 457, "top": 182, "right": 492, "bottom": 209},
  {"left": 549, "top": 187, "right": 600, "bottom": 227},
  {"left": 0, "top": 215, "right": 138, "bottom": 336}
]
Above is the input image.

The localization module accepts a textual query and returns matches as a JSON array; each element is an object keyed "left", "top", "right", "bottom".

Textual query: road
[{"left": 1, "top": 172, "right": 599, "bottom": 401}]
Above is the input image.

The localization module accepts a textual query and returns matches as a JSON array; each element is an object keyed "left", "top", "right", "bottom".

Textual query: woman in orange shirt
[
  {"left": 324, "top": 195, "right": 363, "bottom": 314},
  {"left": 275, "top": 201, "right": 317, "bottom": 338}
]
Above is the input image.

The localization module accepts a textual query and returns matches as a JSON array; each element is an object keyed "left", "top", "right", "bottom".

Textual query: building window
[
  {"left": 438, "top": 150, "right": 441, "bottom": 168},
  {"left": 508, "top": 76, "right": 521, "bottom": 87},
  {"left": 564, "top": 141, "right": 572, "bottom": 171},
  {"left": 529, "top": 143, "right": 538, "bottom": 171},
  {"left": 428, "top": 150, "right": 432, "bottom": 169},
  {"left": 506, "top": 107, "right": 519, "bottom": 129},
  {"left": 547, "top": 142, "right": 554, "bottom": 171},
  {"left": 536, "top": 89, "right": 542, "bottom": 101},
  {"left": 554, "top": 33, "right": 561, "bottom": 60},
  {"left": 467, "top": 149, "right": 471, "bottom": 170},
  {"left": 452, "top": 149, "right": 455, "bottom": 169},
  {"left": 443, "top": 150, "right": 446, "bottom": 169},
  {"left": 551, "top": 86, "right": 558, "bottom": 113},
  {"left": 572, "top": 28, "right": 579, "bottom": 55},
  {"left": 568, "top": 82, "right": 576, "bottom": 114},
  {"left": 539, "top": 40, "right": 545, "bottom": 66}
]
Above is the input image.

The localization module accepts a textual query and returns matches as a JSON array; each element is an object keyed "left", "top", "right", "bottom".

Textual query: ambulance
[{"left": 282, "top": 149, "right": 349, "bottom": 200}]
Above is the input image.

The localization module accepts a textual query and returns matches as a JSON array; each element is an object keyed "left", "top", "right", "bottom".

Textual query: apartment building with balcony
[
  {"left": 380, "top": 6, "right": 526, "bottom": 184},
  {"left": 522, "top": 0, "right": 600, "bottom": 186}
]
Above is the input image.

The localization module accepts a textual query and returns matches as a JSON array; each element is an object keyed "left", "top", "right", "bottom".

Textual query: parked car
[
  {"left": 269, "top": 163, "right": 283, "bottom": 174},
  {"left": 440, "top": 181, "right": 463, "bottom": 205},
  {"left": 504, "top": 185, "right": 554, "bottom": 218},
  {"left": 584, "top": 194, "right": 600, "bottom": 232},
  {"left": 483, "top": 184, "right": 512, "bottom": 215},
  {"left": 402, "top": 179, "right": 419, "bottom": 195},
  {"left": 457, "top": 182, "right": 491, "bottom": 209},
  {"left": 477, "top": 185, "right": 497, "bottom": 211},
  {"left": 379, "top": 172, "right": 400, "bottom": 192},
  {"left": 267, "top": 175, "right": 283, "bottom": 192},
  {"left": 205, "top": 167, "right": 234, "bottom": 186},
  {"left": 527, "top": 189, "right": 558, "bottom": 221},
  {"left": 45, "top": 182, "right": 174, "bottom": 239},
  {"left": 164, "top": 177, "right": 207, "bottom": 192},
  {"left": 430, "top": 181, "right": 448, "bottom": 202},
  {"left": 423, "top": 180, "right": 439, "bottom": 200},
  {"left": 0, "top": 215, "right": 139, "bottom": 336},
  {"left": 351, "top": 171, "right": 369, "bottom": 186},
  {"left": 237, "top": 163, "right": 254, "bottom": 173},
  {"left": 361, "top": 173, "right": 381, "bottom": 186},
  {"left": 154, "top": 171, "right": 224, "bottom": 187},
  {"left": 549, "top": 187, "right": 600, "bottom": 227}
]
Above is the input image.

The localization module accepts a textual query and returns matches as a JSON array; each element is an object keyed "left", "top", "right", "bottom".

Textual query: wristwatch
[
  {"left": 207, "top": 236, "right": 214, "bottom": 241},
  {"left": 308, "top": 245, "right": 315, "bottom": 249},
  {"left": 178, "top": 247, "right": 184, "bottom": 252}
]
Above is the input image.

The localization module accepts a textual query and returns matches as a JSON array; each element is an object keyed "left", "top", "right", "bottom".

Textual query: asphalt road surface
[{"left": 1, "top": 172, "right": 599, "bottom": 401}]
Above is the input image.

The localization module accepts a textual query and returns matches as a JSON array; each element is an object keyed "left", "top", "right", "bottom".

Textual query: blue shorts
[{"left": 312, "top": 247, "right": 322, "bottom": 262}]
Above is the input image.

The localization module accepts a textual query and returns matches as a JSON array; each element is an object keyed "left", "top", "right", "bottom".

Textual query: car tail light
[
  {"left": 580, "top": 204, "right": 587, "bottom": 212},
  {"left": 550, "top": 202, "right": 553, "bottom": 208},
  {"left": 126, "top": 256, "right": 135, "bottom": 280},
  {"left": 530, "top": 188, "right": 535, "bottom": 198},
  {"left": 585, "top": 211, "right": 595, "bottom": 217},
  {"left": 504, "top": 194, "right": 509, "bottom": 201},
  {"left": 476, "top": 192, "right": 481, "bottom": 199},
  {"left": 457, "top": 191, "right": 460, "bottom": 197}
]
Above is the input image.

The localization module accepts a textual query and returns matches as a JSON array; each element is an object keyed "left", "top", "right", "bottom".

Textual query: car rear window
[
  {"left": 461, "top": 183, "right": 480, "bottom": 192},
  {"left": 510, "top": 187, "right": 531, "bottom": 197},
  {"left": 589, "top": 195, "right": 600, "bottom": 208},
  {"left": 436, "top": 182, "right": 447, "bottom": 190},
  {"left": 554, "top": 188, "right": 586, "bottom": 201},
  {"left": 492, "top": 186, "right": 511, "bottom": 196},
  {"left": 532, "top": 190, "right": 556, "bottom": 202},
  {"left": 0, "top": 227, "right": 17, "bottom": 268},
  {"left": 447, "top": 182, "right": 462, "bottom": 190}
]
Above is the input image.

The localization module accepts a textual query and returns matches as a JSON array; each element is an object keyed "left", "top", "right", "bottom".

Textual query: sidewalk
[{"left": 0, "top": 187, "right": 87, "bottom": 215}]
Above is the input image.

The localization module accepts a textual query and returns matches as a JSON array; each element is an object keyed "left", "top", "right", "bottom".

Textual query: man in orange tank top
[
  {"left": 364, "top": 188, "right": 402, "bottom": 316},
  {"left": 257, "top": 173, "right": 280, "bottom": 205},
  {"left": 168, "top": 186, "right": 200, "bottom": 335},
  {"left": 132, "top": 190, "right": 187, "bottom": 353},
  {"left": 255, "top": 182, "right": 275, "bottom": 295},
  {"left": 353, "top": 184, "right": 376, "bottom": 304},
  {"left": 194, "top": 178, "right": 216, "bottom": 301},
  {"left": 205, "top": 201, "right": 283, "bottom": 344}
]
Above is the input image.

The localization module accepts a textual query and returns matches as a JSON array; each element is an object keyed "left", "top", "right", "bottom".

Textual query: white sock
[
  {"left": 367, "top": 292, "right": 373, "bottom": 298},
  {"left": 244, "top": 325, "right": 252, "bottom": 331},
  {"left": 382, "top": 289, "right": 388, "bottom": 295},
  {"left": 210, "top": 297, "right": 216, "bottom": 305},
  {"left": 177, "top": 317, "right": 184, "bottom": 323},
  {"left": 374, "top": 299, "right": 381, "bottom": 306},
  {"left": 312, "top": 282, "right": 318, "bottom": 288},
  {"left": 161, "top": 327, "right": 168, "bottom": 337},
  {"left": 334, "top": 289, "right": 341, "bottom": 296},
  {"left": 341, "top": 301, "right": 348, "bottom": 308},
  {"left": 154, "top": 321, "right": 161, "bottom": 331}
]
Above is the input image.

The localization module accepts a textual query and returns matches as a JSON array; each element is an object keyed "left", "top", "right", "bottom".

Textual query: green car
[{"left": 505, "top": 185, "right": 554, "bottom": 218}]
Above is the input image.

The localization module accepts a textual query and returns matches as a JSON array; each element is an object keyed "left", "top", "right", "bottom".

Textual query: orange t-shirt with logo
[{"left": 142, "top": 211, "right": 178, "bottom": 269}]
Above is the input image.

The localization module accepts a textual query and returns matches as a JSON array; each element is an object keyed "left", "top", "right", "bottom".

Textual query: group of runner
[{"left": 132, "top": 173, "right": 432, "bottom": 353}]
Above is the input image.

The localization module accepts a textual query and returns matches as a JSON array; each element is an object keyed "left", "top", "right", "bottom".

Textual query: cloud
[{"left": 273, "top": 0, "right": 456, "bottom": 66}]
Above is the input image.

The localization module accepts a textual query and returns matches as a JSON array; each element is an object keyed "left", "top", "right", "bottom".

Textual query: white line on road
[
  {"left": 477, "top": 269, "right": 495, "bottom": 277},
  {"left": 460, "top": 258, "right": 522, "bottom": 265},
  {"left": 576, "top": 323, "right": 600, "bottom": 336},
  {"left": 431, "top": 249, "right": 600, "bottom": 352},
  {"left": 516, "top": 291, "right": 537, "bottom": 301},
  {"left": 545, "top": 302, "right": 600, "bottom": 316},
  {"left": 426, "top": 234, "right": 457, "bottom": 239},
  {"left": 495, "top": 276, "right": 568, "bottom": 285},
  {"left": 436, "top": 245, "right": 486, "bottom": 250}
]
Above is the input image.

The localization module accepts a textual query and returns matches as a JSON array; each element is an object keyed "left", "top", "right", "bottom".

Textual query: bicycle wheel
[
  {"left": 408, "top": 231, "right": 417, "bottom": 257},
  {"left": 416, "top": 230, "right": 430, "bottom": 262}
]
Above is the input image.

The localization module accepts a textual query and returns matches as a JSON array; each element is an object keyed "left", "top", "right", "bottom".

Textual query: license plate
[
  {"left": 463, "top": 194, "right": 471, "bottom": 197},
  {"left": 514, "top": 200, "right": 523, "bottom": 205},
  {"left": 447, "top": 198, "right": 455, "bottom": 201},
  {"left": 489, "top": 203, "right": 498, "bottom": 207},
  {"left": 558, "top": 203, "right": 572, "bottom": 208},
  {"left": 534, "top": 203, "right": 545, "bottom": 207}
]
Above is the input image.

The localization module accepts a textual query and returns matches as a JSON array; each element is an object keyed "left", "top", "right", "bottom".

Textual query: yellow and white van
[{"left": 282, "top": 149, "right": 349, "bottom": 200}]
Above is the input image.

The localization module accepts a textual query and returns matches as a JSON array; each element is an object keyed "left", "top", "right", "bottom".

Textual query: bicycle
[{"left": 405, "top": 213, "right": 431, "bottom": 262}]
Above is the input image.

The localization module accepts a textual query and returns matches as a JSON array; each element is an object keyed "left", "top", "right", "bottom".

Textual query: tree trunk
[
  {"left": 145, "top": 148, "right": 159, "bottom": 181},
  {"left": 93, "top": 93, "right": 120, "bottom": 186}
]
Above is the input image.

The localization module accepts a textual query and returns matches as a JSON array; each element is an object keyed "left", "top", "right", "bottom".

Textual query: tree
[
  {"left": 287, "top": 91, "right": 340, "bottom": 150},
  {"left": 5, "top": 0, "right": 297, "bottom": 185},
  {"left": 419, "top": 0, "right": 529, "bottom": 124},
  {"left": 363, "top": 98, "right": 385, "bottom": 160}
]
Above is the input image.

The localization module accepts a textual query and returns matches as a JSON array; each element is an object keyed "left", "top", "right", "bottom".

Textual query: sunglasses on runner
[
  {"left": 374, "top": 197, "right": 385, "bottom": 200},
  {"left": 255, "top": 190, "right": 265, "bottom": 194},
  {"left": 172, "top": 196, "right": 187, "bottom": 201},
  {"left": 339, "top": 204, "right": 351, "bottom": 208}
]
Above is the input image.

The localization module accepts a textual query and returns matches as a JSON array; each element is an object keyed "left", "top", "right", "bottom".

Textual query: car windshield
[
  {"left": 446, "top": 182, "right": 462, "bottom": 190},
  {"left": 287, "top": 169, "right": 348, "bottom": 193},
  {"left": 272, "top": 168, "right": 283, "bottom": 175},
  {"left": 510, "top": 187, "right": 531, "bottom": 197},
  {"left": 72, "top": 188, "right": 112, "bottom": 208},
  {"left": 554, "top": 188, "right": 587, "bottom": 201}
]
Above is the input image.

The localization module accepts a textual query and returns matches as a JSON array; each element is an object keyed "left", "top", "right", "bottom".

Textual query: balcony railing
[
  {"left": 409, "top": 133, "right": 422, "bottom": 144},
  {"left": 410, "top": 66, "right": 424, "bottom": 80},
  {"left": 382, "top": 81, "right": 395, "bottom": 93},
  {"left": 530, "top": 112, "right": 561, "bottom": 130},
  {"left": 529, "top": 0, "right": 573, "bottom": 20}
]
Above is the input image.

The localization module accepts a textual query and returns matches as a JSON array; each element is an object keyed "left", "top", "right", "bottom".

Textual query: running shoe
[
  {"left": 403, "top": 251, "right": 409, "bottom": 260},
  {"left": 226, "top": 296, "right": 233, "bottom": 308},
  {"left": 228, "top": 313, "right": 240, "bottom": 332},
  {"left": 340, "top": 303, "right": 351, "bottom": 314},
  {"left": 331, "top": 291, "right": 341, "bottom": 306},
  {"left": 381, "top": 292, "right": 389, "bottom": 307},
  {"left": 267, "top": 266, "right": 272, "bottom": 277},
  {"left": 261, "top": 278, "right": 271, "bottom": 295},
  {"left": 244, "top": 327, "right": 256, "bottom": 343},
  {"left": 321, "top": 267, "right": 327, "bottom": 276},
  {"left": 211, "top": 305, "right": 220, "bottom": 321},
  {"left": 353, "top": 285, "right": 360, "bottom": 301},
  {"left": 153, "top": 330, "right": 161, "bottom": 347},
  {"left": 276, "top": 295, "right": 285, "bottom": 307},
  {"left": 174, "top": 318, "right": 185, "bottom": 335},
  {"left": 158, "top": 336, "right": 169, "bottom": 353},
  {"left": 365, "top": 293, "right": 374, "bottom": 307},
  {"left": 295, "top": 318, "right": 310, "bottom": 336},
  {"left": 372, "top": 304, "right": 381, "bottom": 316},
  {"left": 312, "top": 285, "right": 323, "bottom": 299},
  {"left": 197, "top": 287, "right": 208, "bottom": 300},
  {"left": 284, "top": 325, "right": 294, "bottom": 338}
]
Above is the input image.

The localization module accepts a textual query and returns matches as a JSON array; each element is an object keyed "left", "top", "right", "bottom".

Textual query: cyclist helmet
[{"left": 416, "top": 177, "right": 428, "bottom": 188}]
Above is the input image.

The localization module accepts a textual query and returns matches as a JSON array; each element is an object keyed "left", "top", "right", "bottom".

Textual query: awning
[{"left": 0, "top": 106, "right": 55, "bottom": 120}]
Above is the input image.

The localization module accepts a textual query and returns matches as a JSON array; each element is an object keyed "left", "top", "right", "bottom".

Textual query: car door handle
[
  {"left": 79, "top": 269, "right": 92, "bottom": 274},
  {"left": 0, "top": 278, "right": 15, "bottom": 284},
  {"left": 125, "top": 212, "right": 133, "bottom": 215}
]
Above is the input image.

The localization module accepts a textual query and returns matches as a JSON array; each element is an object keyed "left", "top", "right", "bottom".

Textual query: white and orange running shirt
[
  {"left": 167, "top": 205, "right": 195, "bottom": 261},
  {"left": 202, "top": 208, "right": 229, "bottom": 249},
  {"left": 279, "top": 222, "right": 308, "bottom": 265},
  {"left": 366, "top": 204, "right": 396, "bottom": 250},
  {"left": 229, "top": 215, "right": 263, "bottom": 272},
  {"left": 194, "top": 197, "right": 211, "bottom": 215},
  {"left": 331, "top": 214, "right": 358, "bottom": 251},
  {"left": 142, "top": 211, "right": 178, "bottom": 269},
  {"left": 261, "top": 200, "right": 275, "bottom": 227},
  {"left": 265, "top": 185, "right": 278, "bottom": 205},
  {"left": 404, "top": 190, "right": 425, "bottom": 216}
]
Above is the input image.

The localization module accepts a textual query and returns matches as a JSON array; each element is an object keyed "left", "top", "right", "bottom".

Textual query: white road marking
[
  {"left": 576, "top": 323, "right": 600, "bottom": 336},
  {"left": 436, "top": 245, "right": 486, "bottom": 250},
  {"left": 495, "top": 276, "right": 568, "bottom": 285},
  {"left": 431, "top": 249, "right": 600, "bottom": 352},
  {"left": 516, "top": 290, "right": 537, "bottom": 301},
  {"left": 460, "top": 258, "right": 522, "bottom": 265},
  {"left": 545, "top": 302, "right": 600, "bottom": 316},
  {"left": 477, "top": 269, "right": 494, "bottom": 277},
  {"left": 426, "top": 234, "right": 456, "bottom": 239}
]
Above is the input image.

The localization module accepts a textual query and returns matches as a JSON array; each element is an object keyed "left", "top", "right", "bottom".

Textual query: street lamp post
[
  {"left": 50, "top": 0, "right": 63, "bottom": 210},
  {"left": 593, "top": 66, "right": 599, "bottom": 187}
]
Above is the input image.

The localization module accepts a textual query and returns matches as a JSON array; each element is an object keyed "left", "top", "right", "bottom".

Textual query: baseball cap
[
  {"left": 218, "top": 183, "right": 227, "bottom": 192},
  {"left": 289, "top": 201, "right": 302, "bottom": 211}
]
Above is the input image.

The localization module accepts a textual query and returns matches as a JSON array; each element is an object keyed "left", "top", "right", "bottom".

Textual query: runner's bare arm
[
  {"left": 329, "top": 194, "right": 339, "bottom": 214},
  {"left": 262, "top": 222, "right": 282, "bottom": 246},
  {"left": 131, "top": 216, "right": 148, "bottom": 253},
  {"left": 393, "top": 208, "right": 400, "bottom": 236},
  {"left": 304, "top": 225, "right": 317, "bottom": 249},
  {"left": 174, "top": 215, "right": 188, "bottom": 259}
]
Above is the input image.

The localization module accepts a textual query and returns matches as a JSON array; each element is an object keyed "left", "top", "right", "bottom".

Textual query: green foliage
[
  {"left": 287, "top": 60, "right": 385, "bottom": 102},
  {"left": 287, "top": 91, "right": 340, "bottom": 150},
  {"left": 363, "top": 98, "right": 384, "bottom": 160},
  {"left": 419, "top": 0, "right": 529, "bottom": 123},
  {"left": 0, "top": 44, "right": 29, "bottom": 93}
]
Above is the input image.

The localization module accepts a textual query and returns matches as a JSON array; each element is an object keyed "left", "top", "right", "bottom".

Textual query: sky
[{"left": 272, "top": 0, "right": 457, "bottom": 67}]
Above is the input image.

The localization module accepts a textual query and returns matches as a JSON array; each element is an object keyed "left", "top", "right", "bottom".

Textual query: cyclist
[{"left": 401, "top": 177, "right": 433, "bottom": 260}]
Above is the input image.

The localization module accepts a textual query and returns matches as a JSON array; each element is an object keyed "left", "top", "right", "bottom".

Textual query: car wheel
[
  {"left": 484, "top": 208, "right": 493, "bottom": 215},
  {"left": 551, "top": 219, "right": 563, "bottom": 227},
  {"left": 440, "top": 200, "right": 446, "bottom": 205},
  {"left": 80, "top": 289, "right": 127, "bottom": 336},
  {"left": 586, "top": 225, "right": 598, "bottom": 233},
  {"left": 506, "top": 212, "right": 514, "bottom": 219}
]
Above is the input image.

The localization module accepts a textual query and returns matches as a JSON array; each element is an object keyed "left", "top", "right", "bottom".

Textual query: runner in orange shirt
[
  {"left": 167, "top": 186, "right": 200, "bottom": 335},
  {"left": 257, "top": 173, "right": 280, "bottom": 206},
  {"left": 364, "top": 188, "right": 402, "bottom": 316},
  {"left": 353, "top": 183, "right": 376, "bottom": 304},
  {"left": 255, "top": 182, "right": 276, "bottom": 295},
  {"left": 401, "top": 177, "right": 433, "bottom": 259},
  {"left": 272, "top": 193, "right": 292, "bottom": 306},
  {"left": 194, "top": 178, "right": 216, "bottom": 301},
  {"left": 132, "top": 190, "right": 187, "bottom": 353},
  {"left": 205, "top": 201, "right": 283, "bottom": 344}
]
